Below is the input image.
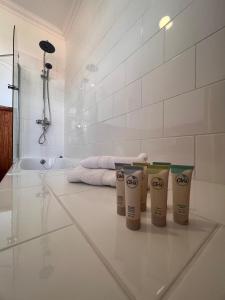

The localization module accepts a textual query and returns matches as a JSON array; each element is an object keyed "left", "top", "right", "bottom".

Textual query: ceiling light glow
[{"left": 159, "top": 16, "right": 173, "bottom": 30}]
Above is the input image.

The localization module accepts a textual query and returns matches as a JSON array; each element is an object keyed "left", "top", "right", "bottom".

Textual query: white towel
[
  {"left": 80, "top": 153, "right": 148, "bottom": 170},
  {"left": 67, "top": 165, "right": 116, "bottom": 187}
]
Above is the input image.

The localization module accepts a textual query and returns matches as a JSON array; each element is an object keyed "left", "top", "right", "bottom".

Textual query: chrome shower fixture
[
  {"left": 36, "top": 40, "right": 55, "bottom": 144},
  {"left": 86, "top": 64, "right": 98, "bottom": 72}
]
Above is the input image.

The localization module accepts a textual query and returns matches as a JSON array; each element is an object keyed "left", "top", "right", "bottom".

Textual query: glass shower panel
[
  {"left": 0, "top": 55, "right": 12, "bottom": 107},
  {"left": 12, "top": 26, "right": 20, "bottom": 162}
]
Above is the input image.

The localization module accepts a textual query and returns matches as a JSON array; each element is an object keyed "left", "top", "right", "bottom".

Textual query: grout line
[
  {"left": 81, "top": 76, "right": 225, "bottom": 128},
  {"left": 194, "top": 135, "right": 197, "bottom": 176},
  {"left": 69, "top": 0, "right": 224, "bottom": 93},
  {"left": 160, "top": 224, "right": 222, "bottom": 300},
  {"left": 97, "top": 20, "right": 225, "bottom": 98},
  {"left": 68, "top": 130, "right": 225, "bottom": 151},
  {"left": 47, "top": 184, "right": 136, "bottom": 300},
  {"left": 194, "top": 45, "right": 197, "bottom": 89},
  {"left": 163, "top": 27, "right": 166, "bottom": 63},
  {"left": 68, "top": 0, "right": 195, "bottom": 87},
  {"left": 162, "top": 100, "right": 165, "bottom": 137},
  {"left": 0, "top": 223, "right": 74, "bottom": 253}
]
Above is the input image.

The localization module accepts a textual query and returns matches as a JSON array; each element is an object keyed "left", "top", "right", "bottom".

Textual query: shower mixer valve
[{"left": 36, "top": 118, "right": 51, "bottom": 126}]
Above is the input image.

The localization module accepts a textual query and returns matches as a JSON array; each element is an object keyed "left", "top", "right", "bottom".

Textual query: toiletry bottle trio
[{"left": 116, "top": 162, "right": 194, "bottom": 230}]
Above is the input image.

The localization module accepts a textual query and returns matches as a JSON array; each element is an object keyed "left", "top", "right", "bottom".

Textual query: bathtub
[{"left": 16, "top": 157, "right": 78, "bottom": 171}]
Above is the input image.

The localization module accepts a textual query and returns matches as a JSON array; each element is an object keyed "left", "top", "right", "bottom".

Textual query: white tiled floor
[
  {"left": 59, "top": 186, "right": 217, "bottom": 300},
  {"left": 166, "top": 226, "right": 225, "bottom": 300},
  {"left": 0, "top": 186, "right": 72, "bottom": 250},
  {"left": 0, "top": 226, "right": 129, "bottom": 300},
  {"left": 0, "top": 172, "right": 44, "bottom": 190},
  {"left": 0, "top": 169, "right": 224, "bottom": 300},
  {"left": 45, "top": 173, "right": 92, "bottom": 196}
]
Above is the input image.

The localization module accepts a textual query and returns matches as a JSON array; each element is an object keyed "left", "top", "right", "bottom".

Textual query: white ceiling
[{"left": 6, "top": 0, "right": 80, "bottom": 34}]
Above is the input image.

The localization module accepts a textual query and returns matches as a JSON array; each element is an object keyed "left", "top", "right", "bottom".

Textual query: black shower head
[
  {"left": 45, "top": 63, "right": 52, "bottom": 70},
  {"left": 39, "top": 40, "right": 55, "bottom": 53}
]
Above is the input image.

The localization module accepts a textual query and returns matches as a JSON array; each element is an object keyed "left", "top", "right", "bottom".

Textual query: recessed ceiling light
[{"left": 159, "top": 16, "right": 173, "bottom": 30}]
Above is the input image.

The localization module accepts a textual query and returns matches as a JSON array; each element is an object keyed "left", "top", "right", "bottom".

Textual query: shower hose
[{"left": 38, "top": 72, "right": 52, "bottom": 144}]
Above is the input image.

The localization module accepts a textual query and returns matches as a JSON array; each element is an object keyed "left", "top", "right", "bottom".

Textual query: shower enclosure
[{"left": 36, "top": 40, "right": 55, "bottom": 144}]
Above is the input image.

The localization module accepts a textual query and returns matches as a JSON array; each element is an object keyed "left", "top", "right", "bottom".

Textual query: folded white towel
[
  {"left": 67, "top": 165, "right": 116, "bottom": 187},
  {"left": 80, "top": 153, "right": 148, "bottom": 170}
]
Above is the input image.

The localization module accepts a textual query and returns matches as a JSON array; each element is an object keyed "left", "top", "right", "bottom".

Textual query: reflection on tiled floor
[
  {"left": 0, "top": 172, "right": 44, "bottom": 190},
  {"left": 0, "top": 186, "right": 72, "bottom": 250},
  {"left": 166, "top": 225, "right": 225, "bottom": 300},
  {"left": 60, "top": 186, "right": 217, "bottom": 300},
  {"left": 0, "top": 226, "right": 128, "bottom": 300},
  {"left": 45, "top": 173, "right": 92, "bottom": 196}
]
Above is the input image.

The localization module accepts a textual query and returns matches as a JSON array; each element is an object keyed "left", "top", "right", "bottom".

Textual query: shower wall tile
[
  {"left": 113, "top": 79, "right": 141, "bottom": 117},
  {"left": 125, "top": 31, "right": 164, "bottom": 84},
  {"left": 196, "top": 133, "right": 225, "bottom": 184},
  {"left": 90, "top": 0, "right": 151, "bottom": 65},
  {"left": 165, "top": 0, "right": 225, "bottom": 60},
  {"left": 142, "top": 0, "right": 192, "bottom": 43},
  {"left": 97, "top": 95, "right": 114, "bottom": 122},
  {"left": 141, "top": 136, "right": 194, "bottom": 165},
  {"left": 65, "top": 0, "right": 225, "bottom": 184},
  {"left": 196, "top": 27, "right": 225, "bottom": 88},
  {"left": 126, "top": 103, "right": 163, "bottom": 139},
  {"left": 112, "top": 140, "right": 142, "bottom": 156},
  {"left": 142, "top": 47, "right": 195, "bottom": 106},
  {"left": 164, "top": 80, "right": 225, "bottom": 136},
  {"left": 96, "top": 19, "right": 142, "bottom": 82}
]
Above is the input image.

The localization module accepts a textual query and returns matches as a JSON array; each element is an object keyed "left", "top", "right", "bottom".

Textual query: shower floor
[{"left": 0, "top": 169, "right": 224, "bottom": 300}]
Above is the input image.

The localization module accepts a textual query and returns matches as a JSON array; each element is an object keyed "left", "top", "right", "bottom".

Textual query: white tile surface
[
  {"left": 113, "top": 80, "right": 141, "bottom": 116},
  {"left": 142, "top": 0, "right": 192, "bottom": 42},
  {"left": 64, "top": 0, "right": 225, "bottom": 187},
  {"left": 0, "top": 226, "right": 128, "bottom": 300},
  {"left": 97, "top": 19, "right": 142, "bottom": 81},
  {"left": 196, "top": 27, "right": 225, "bottom": 87},
  {"left": 60, "top": 187, "right": 216, "bottom": 300},
  {"left": 164, "top": 80, "right": 225, "bottom": 136},
  {"left": 0, "top": 186, "right": 72, "bottom": 250},
  {"left": 165, "top": 0, "right": 225, "bottom": 60},
  {"left": 166, "top": 226, "right": 225, "bottom": 300},
  {"left": 91, "top": 0, "right": 151, "bottom": 65},
  {"left": 141, "top": 136, "right": 194, "bottom": 165},
  {"left": 125, "top": 31, "right": 164, "bottom": 84},
  {"left": 112, "top": 140, "right": 141, "bottom": 156},
  {"left": 195, "top": 133, "right": 225, "bottom": 184},
  {"left": 126, "top": 103, "right": 163, "bottom": 139},
  {"left": 190, "top": 180, "right": 225, "bottom": 225},
  {"left": 142, "top": 47, "right": 195, "bottom": 106},
  {"left": 45, "top": 174, "right": 92, "bottom": 196},
  {"left": 103, "top": 115, "right": 127, "bottom": 141},
  {"left": 97, "top": 95, "right": 114, "bottom": 122},
  {"left": 0, "top": 172, "right": 44, "bottom": 190}
]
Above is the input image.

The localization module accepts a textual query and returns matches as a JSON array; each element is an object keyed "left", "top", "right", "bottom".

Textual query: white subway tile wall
[{"left": 65, "top": 0, "right": 225, "bottom": 184}]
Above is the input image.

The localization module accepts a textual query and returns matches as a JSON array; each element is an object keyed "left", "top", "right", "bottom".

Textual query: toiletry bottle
[
  {"left": 115, "top": 163, "right": 130, "bottom": 216},
  {"left": 124, "top": 166, "right": 143, "bottom": 230},
  {"left": 133, "top": 162, "right": 149, "bottom": 212},
  {"left": 171, "top": 165, "right": 194, "bottom": 225},
  {"left": 148, "top": 165, "right": 170, "bottom": 227}
]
